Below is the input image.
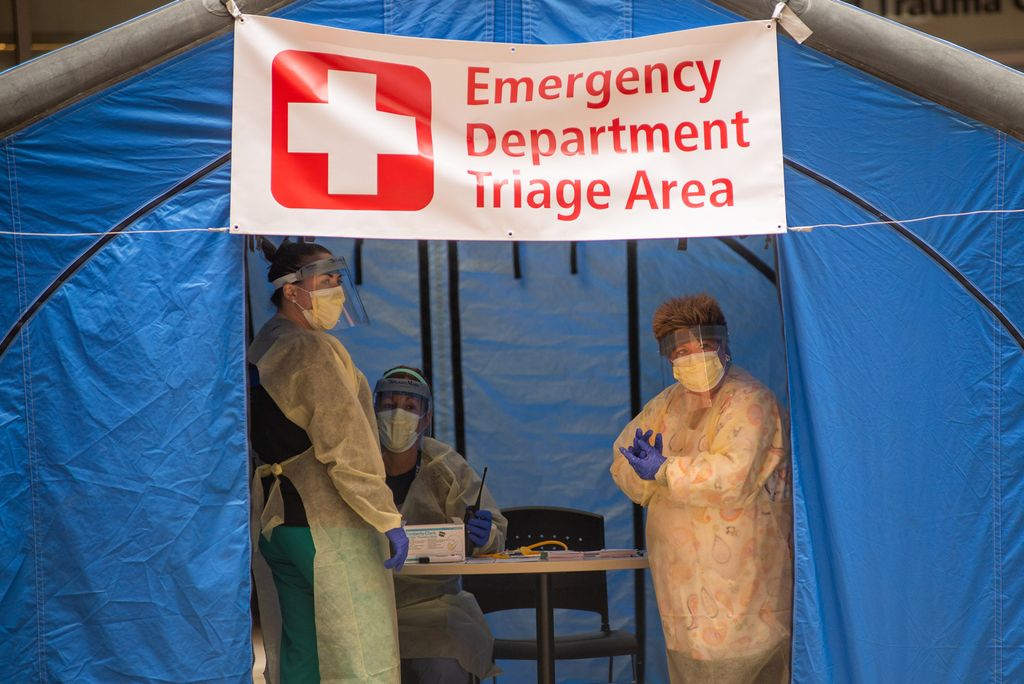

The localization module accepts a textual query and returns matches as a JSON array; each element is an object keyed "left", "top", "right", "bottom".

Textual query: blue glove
[
  {"left": 618, "top": 428, "right": 666, "bottom": 481},
  {"left": 616, "top": 427, "right": 651, "bottom": 462},
  {"left": 466, "top": 509, "right": 493, "bottom": 547},
  {"left": 384, "top": 527, "right": 409, "bottom": 571}
]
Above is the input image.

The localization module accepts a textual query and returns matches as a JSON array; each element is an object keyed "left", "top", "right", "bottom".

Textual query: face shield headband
[
  {"left": 373, "top": 377, "right": 433, "bottom": 417},
  {"left": 271, "top": 256, "right": 344, "bottom": 289},
  {"left": 657, "top": 324, "right": 730, "bottom": 359}
]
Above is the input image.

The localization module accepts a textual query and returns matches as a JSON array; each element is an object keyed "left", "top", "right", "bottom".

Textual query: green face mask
[{"left": 298, "top": 285, "right": 346, "bottom": 330}]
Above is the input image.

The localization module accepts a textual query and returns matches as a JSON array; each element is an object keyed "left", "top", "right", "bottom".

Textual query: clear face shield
[
  {"left": 272, "top": 256, "right": 369, "bottom": 330},
  {"left": 658, "top": 325, "right": 731, "bottom": 407},
  {"left": 373, "top": 376, "right": 433, "bottom": 453}
]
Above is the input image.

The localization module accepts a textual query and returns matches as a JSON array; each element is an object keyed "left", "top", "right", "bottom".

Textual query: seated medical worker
[{"left": 373, "top": 366, "right": 507, "bottom": 684}]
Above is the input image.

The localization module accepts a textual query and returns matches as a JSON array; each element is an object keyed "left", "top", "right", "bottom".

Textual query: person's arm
[
  {"left": 259, "top": 333, "right": 402, "bottom": 533},
  {"left": 656, "top": 386, "right": 785, "bottom": 509}
]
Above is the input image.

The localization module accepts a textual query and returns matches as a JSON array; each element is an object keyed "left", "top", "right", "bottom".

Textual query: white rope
[
  {"left": 0, "top": 227, "right": 229, "bottom": 237},
  {"left": 789, "top": 208, "right": 1024, "bottom": 232},
  {"left": 0, "top": 207, "right": 1021, "bottom": 238}
]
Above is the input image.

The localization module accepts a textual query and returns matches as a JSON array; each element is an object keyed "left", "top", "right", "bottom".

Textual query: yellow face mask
[
  {"left": 299, "top": 286, "right": 346, "bottom": 330},
  {"left": 377, "top": 408, "right": 423, "bottom": 452},
  {"left": 672, "top": 351, "right": 726, "bottom": 393}
]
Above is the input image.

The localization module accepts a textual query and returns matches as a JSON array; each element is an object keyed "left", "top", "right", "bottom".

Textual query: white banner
[{"left": 230, "top": 15, "right": 786, "bottom": 240}]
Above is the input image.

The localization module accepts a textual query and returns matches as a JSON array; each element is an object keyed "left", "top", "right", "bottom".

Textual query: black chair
[{"left": 463, "top": 506, "right": 639, "bottom": 683}]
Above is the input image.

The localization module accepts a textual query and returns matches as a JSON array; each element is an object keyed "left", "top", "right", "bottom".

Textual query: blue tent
[{"left": 1, "top": 0, "right": 1022, "bottom": 682}]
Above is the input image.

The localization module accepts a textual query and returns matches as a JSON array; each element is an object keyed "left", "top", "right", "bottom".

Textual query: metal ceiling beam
[
  {"left": 3, "top": 0, "right": 1023, "bottom": 141},
  {"left": 710, "top": 0, "right": 1024, "bottom": 141},
  {"left": 0, "top": 0, "right": 292, "bottom": 137}
]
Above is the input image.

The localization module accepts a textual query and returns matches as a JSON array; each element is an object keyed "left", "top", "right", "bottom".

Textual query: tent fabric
[
  {"left": 779, "top": 150, "right": 1024, "bottom": 682},
  {"left": 776, "top": 16, "right": 1024, "bottom": 680},
  {"left": 0, "top": 169, "right": 250, "bottom": 682},
  {"left": 1, "top": 0, "right": 1023, "bottom": 682}
]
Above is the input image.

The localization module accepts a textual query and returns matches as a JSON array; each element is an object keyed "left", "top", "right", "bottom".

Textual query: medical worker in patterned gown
[{"left": 611, "top": 293, "right": 792, "bottom": 684}]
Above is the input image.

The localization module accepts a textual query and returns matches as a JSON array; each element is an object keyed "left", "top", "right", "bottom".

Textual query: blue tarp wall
[{"left": 1, "top": 0, "right": 1022, "bottom": 682}]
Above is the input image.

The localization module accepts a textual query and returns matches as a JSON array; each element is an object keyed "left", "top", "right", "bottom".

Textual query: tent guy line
[
  {"left": 0, "top": 151, "right": 232, "bottom": 360},
  {"left": 1, "top": 208, "right": 1020, "bottom": 239},
  {"left": 0, "top": 227, "right": 229, "bottom": 237},
  {"left": 786, "top": 157, "right": 1024, "bottom": 352},
  {"left": 789, "top": 207, "right": 1024, "bottom": 232}
]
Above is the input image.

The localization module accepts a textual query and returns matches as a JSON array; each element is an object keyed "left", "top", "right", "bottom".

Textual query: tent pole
[
  {"left": 447, "top": 241, "right": 467, "bottom": 456},
  {"left": 418, "top": 240, "right": 436, "bottom": 440},
  {"left": 418, "top": 240, "right": 434, "bottom": 387},
  {"left": 511, "top": 242, "right": 522, "bottom": 279},
  {"left": 626, "top": 239, "right": 646, "bottom": 683},
  {"left": 717, "top": 237, "right": 776, "bottom": 285}
]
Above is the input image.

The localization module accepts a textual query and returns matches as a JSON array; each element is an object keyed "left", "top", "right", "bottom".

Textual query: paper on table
[
  {"left": 543, "top": 549, "right": 640, "bottom": 560},
  {"left": 585, "top": 549, "right": 642, "bottom": 558},
  {"left": 466, "top": 555, "right": 545, "bottom": 564}
]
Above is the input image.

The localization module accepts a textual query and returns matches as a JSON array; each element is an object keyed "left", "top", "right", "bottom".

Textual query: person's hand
[
  {"left": 466, "top": 509, "right": 493, "bottom": 547},
  {"left": 618, "top": 428, "right": 665, "bottom": 481},
  {"left": 618, "top": 427, "right": 641, "bottom": 461},
  {"left": 618, "top": 428, "right": 654, "bottom": 460},
  {"left": 634, "top": 429, "right": 663, "bottom": 461},
  {"left": 384, "top": 527, "right": 409, "bottom": 571}
]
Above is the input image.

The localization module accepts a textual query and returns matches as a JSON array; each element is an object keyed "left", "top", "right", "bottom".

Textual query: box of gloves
[{"left": 405, "top": 523, "right": 465, "bottom": 563}]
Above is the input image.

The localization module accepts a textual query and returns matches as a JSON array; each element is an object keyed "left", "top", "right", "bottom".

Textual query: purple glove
[
  {"left": 618, "top": 428, "right": 666, "bottom": 481},
  {"left": 467, "top": 509, "right": 493, "bottom": 547},
  {"left": 384, "top": 527, "right": 409, "bottom": 571}
]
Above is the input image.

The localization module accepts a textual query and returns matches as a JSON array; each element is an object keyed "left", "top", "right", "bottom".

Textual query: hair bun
[{"left": 258, "top": 237, "right": 278, "bottom": 262}]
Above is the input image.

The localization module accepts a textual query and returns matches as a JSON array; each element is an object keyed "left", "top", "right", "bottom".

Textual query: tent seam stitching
[
  {"left": 525, "top": 0, "right": 531, "bottom": 43},
  {"left": 238, "top": 237, "right": 256, "bottom": 684},
  {"left": 994, "top": 132, "right": 1005, "bottom": 684},
  {"left": 7, "top": 139, "right": 45, "bottom": 682}
]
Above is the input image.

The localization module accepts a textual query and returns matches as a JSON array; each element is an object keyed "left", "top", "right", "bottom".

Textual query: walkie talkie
[{"left": 463, "top": 467, "right": 489, "bottom": 555}]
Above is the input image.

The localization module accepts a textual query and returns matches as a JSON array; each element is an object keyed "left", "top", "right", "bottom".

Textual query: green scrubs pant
[{"left": 259, "top": 526, "right": 320, "bottom": 683}]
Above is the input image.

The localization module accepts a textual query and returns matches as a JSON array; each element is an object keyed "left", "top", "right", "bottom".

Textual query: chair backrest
[{"left": 464, "top": 506, "right": 611, "bottom": 629}]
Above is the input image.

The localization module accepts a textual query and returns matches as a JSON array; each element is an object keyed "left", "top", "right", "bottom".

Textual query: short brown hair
[{"left": 652, "top": 293, "right": 726, "bottom": 340}]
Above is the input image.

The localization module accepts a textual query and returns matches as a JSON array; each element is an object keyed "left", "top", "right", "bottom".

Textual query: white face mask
[
  {"left": 297, "top": 285, "right": 345, "bottom": 330},
  {"left": 672, "top": 351, "right": 727, "bottom": 393},
  {"left": 377, "top": 408, "right": 423, "bottom": 452}
]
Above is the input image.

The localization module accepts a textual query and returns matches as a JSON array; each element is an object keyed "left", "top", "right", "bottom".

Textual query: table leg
[{"left": 536, "top": 573, "right": 555, "bottom": 684}]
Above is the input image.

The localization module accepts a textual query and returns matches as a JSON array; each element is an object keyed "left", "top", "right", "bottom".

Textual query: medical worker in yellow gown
[
  {"left": 372, "top": 366, "right": 506, "bottom": 684},
  {"left": 249, "top": 238, "right": 408, "bottom": 684},
  {"left": 611, "top": 293, "right": 792, "bottom": 684}
]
